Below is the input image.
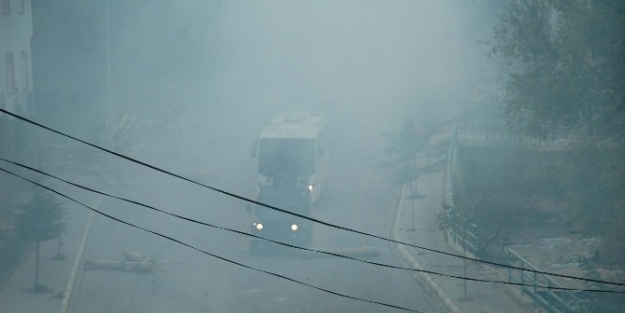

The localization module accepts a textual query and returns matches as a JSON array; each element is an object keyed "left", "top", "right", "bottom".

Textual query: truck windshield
[{"left": 258, "top": 139, "right": 315, "bottom": 180}]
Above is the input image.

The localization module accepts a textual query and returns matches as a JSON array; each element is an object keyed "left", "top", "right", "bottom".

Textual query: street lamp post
[{"left": 105, "top": 0, "right": 113, "bottom": 149}]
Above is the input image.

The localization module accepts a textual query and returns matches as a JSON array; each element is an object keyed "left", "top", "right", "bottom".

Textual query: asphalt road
[{"left": 67, "top": 109, "right": 445, "bottom": 313}]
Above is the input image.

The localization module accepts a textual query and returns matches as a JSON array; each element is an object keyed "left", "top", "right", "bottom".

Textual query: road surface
[{"left": 67, "top": 109, "right": 445, "bottom": 313}]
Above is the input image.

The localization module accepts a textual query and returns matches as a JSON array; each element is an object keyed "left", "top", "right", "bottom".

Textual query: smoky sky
[
  {"left": 31, "top": 0, "right": 502, "bottom": 138},
  {"left": 210, "top": 0, "right": 497, "bottom": 120},
  {"left": 114, "top": 1, "right": 497, "bottom": 117}
]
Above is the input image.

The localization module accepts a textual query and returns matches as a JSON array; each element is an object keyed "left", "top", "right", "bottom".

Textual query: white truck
[{"left": 248, "top": 112, "right": 327, "bottom": 253}]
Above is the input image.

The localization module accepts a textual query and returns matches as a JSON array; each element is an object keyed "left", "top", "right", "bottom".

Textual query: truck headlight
[
  {"left": 291, "top": 224, "right": 298, "bottom": 231},
  {"left": 255, "top": 223, "right": 263, "bottom": 231},
  {"left": 308, "top": 184, "right": 314, "bottom": 191}
]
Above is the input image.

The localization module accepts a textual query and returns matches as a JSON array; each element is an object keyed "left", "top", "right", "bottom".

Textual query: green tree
[
  {"left": 15, "top": 189, "right": 65, "bottom": 293},
  {"left": 489, "top": 1, "right": 625, "bottom": 310},
  {"left": 489, "top": 0, "right": 625, "bottom": 258},
  {"left": 489, "top": 0, "right": 624, "bottom": 139},
  {"left": 381, "top": 118, "right": 429, "bottom": 230}
]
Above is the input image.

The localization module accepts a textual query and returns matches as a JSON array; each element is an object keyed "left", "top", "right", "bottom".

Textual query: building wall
[{"left": 0, "top": 0, "right": 33, "bottom": 115}]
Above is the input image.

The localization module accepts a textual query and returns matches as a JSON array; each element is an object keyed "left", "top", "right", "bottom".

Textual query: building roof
[{"left": 260, "top": 112, "right": 325, "bottom": 139}]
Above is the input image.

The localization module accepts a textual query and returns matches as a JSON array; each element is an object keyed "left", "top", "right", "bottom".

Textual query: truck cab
[
  {"left": 251, "top": 112, "right": 327, "bottom": 206},
  {"left": 248, "top": 186, "right": 313, "bottom": 254}
]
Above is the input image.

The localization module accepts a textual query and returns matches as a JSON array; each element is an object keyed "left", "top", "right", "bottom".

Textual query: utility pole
[{"left": 105, "top": 0, "right": 113, "bottom": 149}]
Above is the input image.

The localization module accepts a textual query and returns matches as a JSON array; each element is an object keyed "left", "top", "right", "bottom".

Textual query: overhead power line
[
  {"left": 1, "top": 108, "right": 624, "bottom": 289},
  {"left": 0, "top": 166, "right": 425, "bottom": 313},
  {"left": 4, "top": 158, "right": 620, "bottom": 294}
]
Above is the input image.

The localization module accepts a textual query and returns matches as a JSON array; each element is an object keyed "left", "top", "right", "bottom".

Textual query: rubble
[{"left": 83, "top": 250, "right": 155, "bottom": 273}]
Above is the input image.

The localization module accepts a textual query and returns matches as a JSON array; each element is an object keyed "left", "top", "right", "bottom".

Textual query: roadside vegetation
[
  {"left": 15, "top": 188, "right": 66, "bottom": 293},
  {"left": 380, "top": 118, "right": 429, "bottom": 230},
  {"left": 488, "top": 0, "right": 624, "bottom": 266},
  {"left": 455, "top": 0, "right": 625, "bottom": 311}
]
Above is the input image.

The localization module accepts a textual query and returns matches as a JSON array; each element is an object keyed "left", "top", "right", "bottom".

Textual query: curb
[
  {"left": 61, "top": 201, "right": 97, "bottom": 313},
  {"left": 393, "top": 186, "right": 462, "bottom": 313}
]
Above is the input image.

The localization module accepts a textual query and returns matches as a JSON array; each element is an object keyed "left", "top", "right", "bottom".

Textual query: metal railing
[
  {"left": 447, "top": 209, "right": 480, "bottom": 256},
  {"left": 456, "top": 116, "right": 508, "bottom": 141},
  {"left": 457, "top": 128, "right": 508, "bottom": 141},
  {"left": 507, "top": 248, "right": 580, "bottom": 313}
]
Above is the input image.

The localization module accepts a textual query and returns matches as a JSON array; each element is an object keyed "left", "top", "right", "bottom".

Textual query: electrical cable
[
  {"left": 4, "top": 158, "right": 620, "bottom": 294},
  {"left": 5, "top": 158, "right": 623, "bottom": 294},
  {"left": 0, "top": 166, "right": 426, "bottom": 313},
  {"left": 1, "top": 108, "right": 624, "bottom": 289}
]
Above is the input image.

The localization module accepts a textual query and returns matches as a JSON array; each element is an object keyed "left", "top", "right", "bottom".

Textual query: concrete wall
[{"left": 0, "top": 0, "right": 33, "bottom": 115}]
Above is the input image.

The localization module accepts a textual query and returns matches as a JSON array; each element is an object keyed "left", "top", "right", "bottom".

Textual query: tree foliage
[
  {"left": 489, "top": 2, "right": 625, "bottom": 310},
  {"left": 15, "top": 189, "right": 65, "bottom": 244},
  {"left": 490, "top": 0, "right": 625, "bottom": 139},
  {"left": 381, "top": 118, "right": 430, "bottom": 230},
  {"left": 15, "top": 188, "right": 66, "bottom": 291},
  {"left": 490, "top": 0, "right": 625, "bottom": 262},
  {"left": 380, "top": 118, "right": 429, "bottom": 186}
]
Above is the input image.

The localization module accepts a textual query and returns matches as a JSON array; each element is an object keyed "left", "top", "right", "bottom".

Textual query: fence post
[
  {"left": 547, "top": 279, "right": 552, "bottom": 310},
  {"left": 520, "top": 262, "right": 525, "bottom": 295},
  {"left": 507, "top": 249, "right": 512, "bottom": 284},
  {"left": 463, "top": 222, "right": 468, "bottom": 300},
  {"left": 451, "top": 210, "right": 457, "bottom": 244}
]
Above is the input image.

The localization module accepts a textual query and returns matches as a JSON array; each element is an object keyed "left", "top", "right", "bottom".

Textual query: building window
[
  {"left": 3, "top": 0, "right": 9, "bottom": 15},
  {"left": 18, "top": 0, "right": 24, "bottom": 15},
  {"left": 20, "top": 51, "right": 29, "bottom": 90},
  {"left": 6, "top": 53, "right": 14, "bottom": 95}
]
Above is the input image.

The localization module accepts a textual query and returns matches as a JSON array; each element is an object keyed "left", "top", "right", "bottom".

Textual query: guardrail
[
  {"left": 447, "top": 209, "right": 480, "bottom": 256},
  {"left": 457, "top": 127, "right": 508, "bottom": 141},
  {"left": 507, "top": 248, "right": 580, "bottom": 313}
]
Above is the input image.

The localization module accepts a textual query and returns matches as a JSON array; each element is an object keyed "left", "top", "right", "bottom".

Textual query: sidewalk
[
  {"left": 0, "top": 201, "right": 92, "bottom": 313},
  {"left": 393, "top": 170, "right": 529, "bottom": 313}
]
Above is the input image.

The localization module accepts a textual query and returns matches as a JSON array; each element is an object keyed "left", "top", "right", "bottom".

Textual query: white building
[{"left": 0, "top": 0, "right": 32, "bottom": 115}]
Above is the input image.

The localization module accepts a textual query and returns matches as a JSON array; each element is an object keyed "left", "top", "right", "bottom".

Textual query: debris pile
[{"left": 83, "top": 250, "right": 155, "bottom": 273}]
